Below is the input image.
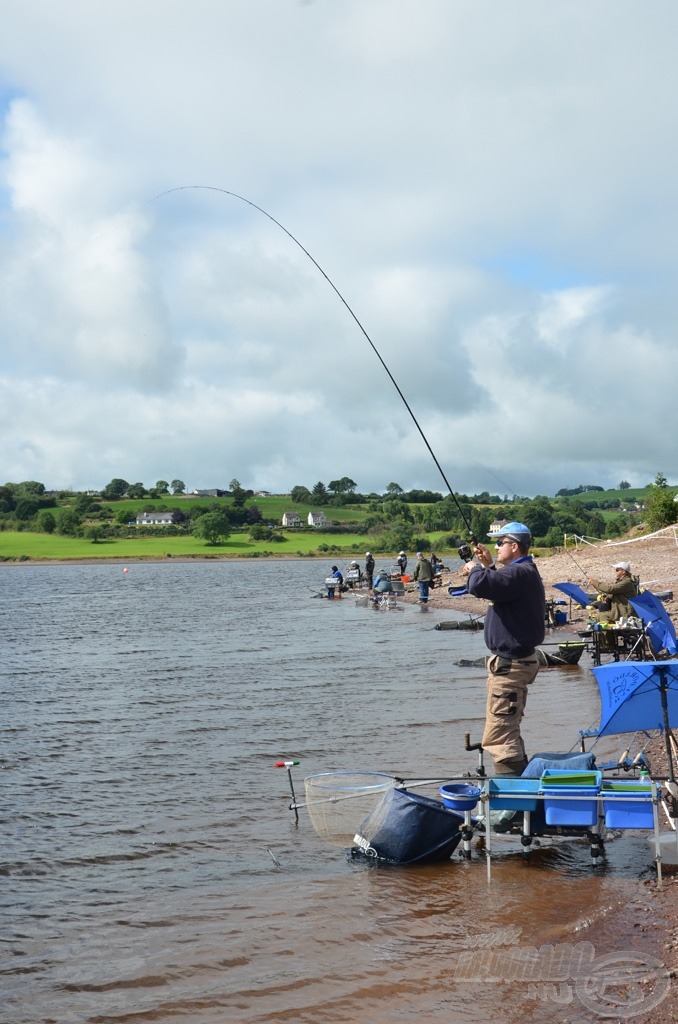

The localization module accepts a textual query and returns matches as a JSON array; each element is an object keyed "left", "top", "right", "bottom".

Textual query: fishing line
[
  {"left": 564, "top": 547, "right": 589, "bottom": 578},
  {"left": 151, "top": 185, "right": 475, "bottom": 539}
]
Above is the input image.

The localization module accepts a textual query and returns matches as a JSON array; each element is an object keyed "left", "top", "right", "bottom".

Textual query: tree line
[{"left": 1, "top": 473, "right": 676, "bottom": 551}]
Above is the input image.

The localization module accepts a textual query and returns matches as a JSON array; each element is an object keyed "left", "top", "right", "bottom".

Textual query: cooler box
[
  {"left": 540, "top": 769, "right": 602, "bottom": 826},
  {"left": 602, "top": 780, "right": 657, "bottom": 829},
  {"left": 554, "top": 610, "right": 567, "bottom": 625},
  {"left": 488, "top": 777, "right": 540, "bottom": 812}
]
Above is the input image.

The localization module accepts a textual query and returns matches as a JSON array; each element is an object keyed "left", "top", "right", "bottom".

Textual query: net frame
[{"left": 304, "top": 771, "right": 397, "bottom": 846}]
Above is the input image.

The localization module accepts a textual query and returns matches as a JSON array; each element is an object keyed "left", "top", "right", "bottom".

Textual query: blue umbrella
[
  {"left": 628, "top": 591, "right": 678, "bottom": 657},
  {"left": 553, "top": 581, "right": 594, "bottom": 608},
  {"left": 591, "top": 660, "right": 678, "bottom": 784}
]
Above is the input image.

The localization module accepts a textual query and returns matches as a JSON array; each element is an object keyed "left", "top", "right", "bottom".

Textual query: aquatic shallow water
[{"left": 1, "top": 560, "right": 655, "bottom": 1023}]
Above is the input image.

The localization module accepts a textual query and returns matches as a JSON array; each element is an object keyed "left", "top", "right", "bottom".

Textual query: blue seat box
[
  {"left": 540, "top": 769, "right": 602, "bottom": 826},
  {"left": 602, "top": 780, "right": 657, "bottom": 829},
  {"left": 488, "top": 777, "right": 540, "bottom": 812}
]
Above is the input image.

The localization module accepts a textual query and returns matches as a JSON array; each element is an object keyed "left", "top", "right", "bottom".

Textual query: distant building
[
  {"left": 282, "top": 512, "right": 302, "bottom": 528},
  {"left": 192, "top": 488, "right": 226, "bottom": 498},
  {"left": 136, "top": 512, "right": 174, "bottom": 526},
  {"left": 307, "top": 511, "right": 328, "bottom": 528},
  {"left": 487, "top": 517, "right": 508, "bottom": 539},
  {"left": 255, "top": 490, "right": 272, "bottom": 497}
]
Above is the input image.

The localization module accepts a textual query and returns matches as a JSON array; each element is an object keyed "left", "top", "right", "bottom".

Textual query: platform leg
[{"left": 520, "top": 810, "right": 532, "bottom": 859}]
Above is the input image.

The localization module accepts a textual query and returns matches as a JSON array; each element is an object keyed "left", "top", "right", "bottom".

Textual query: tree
[
  {"left": 250, "top": 523, "right": 275, "bottom": 541},
  {"left": 229, "top": 478, "right": 242, "bottom": 491},
  {"left": 102, "top": 478, "right": 129, "bottom": 500},
  {"left": 328, "top": 477, "right": 357, "bottom": 494},
  {"left": 312, "top": 481, "right": 328, "bottom": 504},
  {"left": 290, "top": 485, "right": 312, "bottom": 503},
  {"left": 619, "top": 480, "right": 631, "bottom": 490},
  {"left": 155, "top": 480, "right": 169, "bottom": 495},
  {"left": 171, "top": 479, "right": 186, "bottom": 494},
  {"left": 231, "top": 483, "right": 247, "bottom": 508},
  {"left": 385, "top": 482, "right": 404, "bottom": 496},
  {"left": 192, "top": 511, "right": 231, "bottom": 545},
  {"left": 516, "top": 497, "right": 554, "bottom": 539},
  {"left": 645, "top": 488, "right": 678, "bottom": 531},
  {"left": 654, "top": 471, "right": 668, "bottom": 489},
  {"left": 17, "top": 480, "right": 46, "bottom": 496},
  {"left": 127, "top": 482, "right": 147, "bottom": 499},
  {"left": 0, "top": 485, "right": 15, "bottom": 513},
  {"left": 36, "top": 510, "right": 56, "bottom": 534},
  {"left": 15, "top": 498, "right": 39, "bottom": 520},
  {"left": 56, "top": 508, "right": 82, "bottom": 536}
]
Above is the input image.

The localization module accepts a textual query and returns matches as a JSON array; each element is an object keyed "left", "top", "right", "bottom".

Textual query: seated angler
[{"left": 586, "top": 561, "right": 639, "bottom": 624}]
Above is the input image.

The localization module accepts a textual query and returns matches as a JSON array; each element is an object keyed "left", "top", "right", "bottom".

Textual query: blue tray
[
  {"left": 602, "top": 780, "right": 657, "bottom": 829},
  {"left": 540, "top": 770, "right": 602, "bottom": 826},
  {"left": 488, "top": 777, "right": 540, "bottom": 812}
]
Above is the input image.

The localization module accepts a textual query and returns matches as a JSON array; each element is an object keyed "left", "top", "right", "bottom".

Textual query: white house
[
  {"left": 282, "top": 511, "right": 302, "bottom": 528},
  {"left": 308, "top": 511, "right": 328, "bottom": 528},
  {"left": 487, "top": 517, "right": 508, "bottom": 539},
  {"left": 136, "top": 512, "right": 174, "bottom": 526}
]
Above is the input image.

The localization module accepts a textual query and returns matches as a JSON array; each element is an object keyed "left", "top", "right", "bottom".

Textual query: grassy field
[
  {"left": 0, "top": 529, "right": 455, "bottom": 563},
  {"left": 83, "top": 495, "right": 374, "bottom": 525}
]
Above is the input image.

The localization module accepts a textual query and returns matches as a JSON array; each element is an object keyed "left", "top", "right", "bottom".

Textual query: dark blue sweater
[{"left": 467, "top": 556, "right": 546, "bottom": 659}]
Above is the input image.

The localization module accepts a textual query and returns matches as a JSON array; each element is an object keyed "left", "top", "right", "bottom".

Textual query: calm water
[{"left": 1, "top": 560, "right": 656, "bottom": 1023}]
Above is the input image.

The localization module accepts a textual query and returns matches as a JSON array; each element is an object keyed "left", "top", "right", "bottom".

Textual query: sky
[{"left": 1, "top": 0, "right": 677, "bottom": 498}]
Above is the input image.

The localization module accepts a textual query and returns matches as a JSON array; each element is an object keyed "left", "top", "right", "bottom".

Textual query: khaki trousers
[{"left": 482, "top": 655, "right": 540, "bottom": 774}]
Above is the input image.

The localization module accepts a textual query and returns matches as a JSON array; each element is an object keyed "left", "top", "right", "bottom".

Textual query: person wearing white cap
[
  {"left": 461, "top": 522, "right": 545, "bottom": 776},
  {"left": 397, "top": 551, "right": 408, "bottom": 575},
  {"left": 586, "top": 561, "right": 639, "bottom": 624}
]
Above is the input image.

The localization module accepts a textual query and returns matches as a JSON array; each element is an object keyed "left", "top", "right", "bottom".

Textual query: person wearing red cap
[{"left": 462, "top": 522, "right": 545, "bottom": 776}]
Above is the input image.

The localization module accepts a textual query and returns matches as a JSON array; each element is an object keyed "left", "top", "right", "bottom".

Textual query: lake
[{"left": 1, "top": 559, "right": 657, "bottom": 1023}]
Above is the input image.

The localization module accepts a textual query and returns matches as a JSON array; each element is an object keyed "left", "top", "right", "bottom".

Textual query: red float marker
[{"left": 275, "top": 759, "right": 300, "bottom": 768}]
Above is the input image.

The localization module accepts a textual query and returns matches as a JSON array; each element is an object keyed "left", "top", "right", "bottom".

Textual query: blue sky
[{"left": 1, "top": 0, "right": 677, "bottom": 496}]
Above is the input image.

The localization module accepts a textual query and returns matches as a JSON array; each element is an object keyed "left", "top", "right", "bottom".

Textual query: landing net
[{"left": 304, "top": 771, "right": 397, "bottom": 847}]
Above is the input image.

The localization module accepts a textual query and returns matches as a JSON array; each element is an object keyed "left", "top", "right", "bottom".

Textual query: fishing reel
[{"left": 458, "top": 544, "right": 474, "bottom": 563}]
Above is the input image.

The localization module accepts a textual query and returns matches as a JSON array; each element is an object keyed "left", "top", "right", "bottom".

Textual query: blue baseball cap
[{"left": 489, "top": 521, "right": 532, "bottom": 545}]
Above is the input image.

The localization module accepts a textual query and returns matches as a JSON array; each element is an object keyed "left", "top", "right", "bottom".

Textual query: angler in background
[
  {"left": 364, "top": 552, "right": 375, "bottom": 589},
  {"left": 430, "top": 551, "right": 443, "bottom": 585},
  {"left": 396, "top": 551, "right": 408, "bottom": 576},
  {"left": 326, "top": 565, "right": 344, "bottom": 599},
  {"left": 587, "top": 561, "right": 640, "bottom": 624},
  {"left": 413, "top": 551, "right": 434, "bottom": 604},
  {"left": 462, "top": 522, "right": 545, "bottom": 777},
  {"left": 345, "top": 560, "right": 363, "bottom": 588}
]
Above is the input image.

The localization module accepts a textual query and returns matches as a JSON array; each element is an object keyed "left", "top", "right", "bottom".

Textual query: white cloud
[{"left": 1, "top": 1, "right": 678, "bottom": 494}]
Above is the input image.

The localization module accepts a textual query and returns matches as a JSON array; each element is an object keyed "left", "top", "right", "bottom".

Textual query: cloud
[{"left": 0, "top": 1, "right": 677, "bottom": 494}]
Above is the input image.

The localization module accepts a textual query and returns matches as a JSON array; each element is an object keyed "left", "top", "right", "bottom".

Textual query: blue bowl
[{"left": 439, "top": 783, "right": 481, "bottom": 811}]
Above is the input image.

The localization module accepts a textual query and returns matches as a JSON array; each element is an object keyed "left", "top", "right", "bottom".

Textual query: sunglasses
[{"left": 496, "top": 538, "right": 516, "bottom": 547}]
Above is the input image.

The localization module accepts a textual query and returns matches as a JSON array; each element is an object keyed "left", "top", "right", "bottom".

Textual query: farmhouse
[
  {"left": 487, "top": 517, "right": 508, "bottom": 539},
  {"left": 307, "top": 511, "right": 328, "bottom": 528},
  {"left": 282, "top": 511, "right": 302, "bottom": 528},
  {"left": 136, "top": 512, "right": 174, "bottom": 526}
]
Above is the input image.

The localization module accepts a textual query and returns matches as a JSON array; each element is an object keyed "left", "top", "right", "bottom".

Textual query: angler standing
[
  {"left": 462, "top": 522, "right": 545, "bottom": 776},
  {"left": 365, "top": 551, "right": 375, "bottom": 589},
  {"left": 413, "top": 551, "right": 434, "bottom": 604}
]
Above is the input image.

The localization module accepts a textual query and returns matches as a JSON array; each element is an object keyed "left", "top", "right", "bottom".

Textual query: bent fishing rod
[{"left": 151, "top": 185, "right": 476, "bottom": 541}]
